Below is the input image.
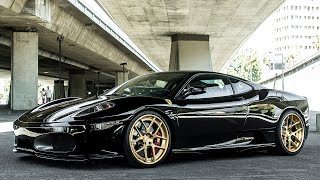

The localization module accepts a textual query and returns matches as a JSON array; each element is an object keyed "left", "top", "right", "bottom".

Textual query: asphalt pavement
[
  {"left": 0, "top": 108, "right": 319, "bottom": 179},
  {"left": 0, "top": 131, "right": 319, "bottom": 180}
]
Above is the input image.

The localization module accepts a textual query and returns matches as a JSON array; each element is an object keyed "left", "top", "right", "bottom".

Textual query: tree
[
  {"left": 226, "top": 48, "right": 262, "bottom": 82},
  {"left": 313, "top": 35, "right": 320, "bottom": 51}
]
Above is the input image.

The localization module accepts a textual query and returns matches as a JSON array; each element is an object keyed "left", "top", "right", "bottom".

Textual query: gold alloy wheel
[
  {"left": 129, "top": 114, "right": 169, "bottom": 165},
  {"left": 281, "top": 114, "right": 305, "bottom": 153}
]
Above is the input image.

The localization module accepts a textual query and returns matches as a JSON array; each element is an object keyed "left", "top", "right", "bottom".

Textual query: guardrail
[{"left": 68, "top": 0, "right": 161, "bottom": 72}]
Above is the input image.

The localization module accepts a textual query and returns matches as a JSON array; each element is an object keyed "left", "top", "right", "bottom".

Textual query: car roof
[{"left": 151, "top": 71, "right": 249, "bottom": 82}]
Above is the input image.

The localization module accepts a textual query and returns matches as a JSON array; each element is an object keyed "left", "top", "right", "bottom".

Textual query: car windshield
[{"left": 105, "top": 73, "right": 187, "bottom": 98}]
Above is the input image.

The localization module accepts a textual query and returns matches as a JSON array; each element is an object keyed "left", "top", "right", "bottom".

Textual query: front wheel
[
  {"left": 123, "top": 111, "right": 171, "bottom": 168},
  {"left": 269, "top": 110, "right": 306, "bottom": 155}
]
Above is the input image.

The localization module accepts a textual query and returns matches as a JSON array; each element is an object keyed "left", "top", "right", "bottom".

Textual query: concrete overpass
[
  {"left": 100, "top": 0, "right": 284, "bottom": 71},
  {"left": 0, "top": 0, "right": 285, "bottom": 110},
  {"left": 0, "top": 0, "right": 160, "bottom": 110}
]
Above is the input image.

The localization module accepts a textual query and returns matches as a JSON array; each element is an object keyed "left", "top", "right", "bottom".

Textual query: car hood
[{"left": 18, "top": 96, "right": 120, "bottom": 123}]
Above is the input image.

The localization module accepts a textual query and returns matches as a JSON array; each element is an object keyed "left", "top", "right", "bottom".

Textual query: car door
[{"left": 174, "top": 73, "right": 248, "bottom": 149}]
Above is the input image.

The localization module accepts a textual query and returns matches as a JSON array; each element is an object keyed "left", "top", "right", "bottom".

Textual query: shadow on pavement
[{"left": 17, "top": 149, "right": 272, "bottom": 169}]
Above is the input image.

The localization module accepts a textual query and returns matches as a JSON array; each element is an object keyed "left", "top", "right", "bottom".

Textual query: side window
[
  {"left": 230, "top": 78, "right": 253, "bottom": 94},
  {"left": 185, "top": 74, "right": 233, "bottom": 99}
]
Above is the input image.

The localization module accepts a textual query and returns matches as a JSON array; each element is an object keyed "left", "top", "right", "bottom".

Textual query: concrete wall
[{"left": 261, "top": 55, "right": 320, "bottom": 111}]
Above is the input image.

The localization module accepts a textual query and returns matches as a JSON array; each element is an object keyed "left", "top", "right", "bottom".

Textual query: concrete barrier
[{"left": 316, "top": 114, "right": 320, "bottom": 132}]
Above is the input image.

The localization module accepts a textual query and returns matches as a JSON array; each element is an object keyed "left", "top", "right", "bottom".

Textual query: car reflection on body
[{"left": 13, "top": 71, "right": 309, "bottom": 167}]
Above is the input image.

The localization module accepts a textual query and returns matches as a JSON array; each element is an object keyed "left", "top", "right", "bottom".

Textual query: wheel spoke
[
  {"left": 136, "top": 145, "right": 145, "bottom": 153},
  {"left": 153, "top": 145, "right": 165, "bottom": 150},
  {"left": 291, "top": 141, "right": 299, "bottom": 148},
  {"left": 132, "top": 136, "right": 143, "bottom": 145},
  {"left": 147, "top": 117, "right": 156, "bottom": 133},
  {"left": 144, "top": 146, "right": 148, "bottom": 162},
  {"left": 291, "top": 121, "right": 300, "bottom": 128},
  {"left": 285, "top": 117, "right": 289, "bottom": 127},
  {"left": 294, "top": 128, "right": 303, "bottom": 133},
  {"left": 288, "top": 139, "right": 291, "bottom": 150},
  {"left": 140, "top": 120, "right": 148, "bottom": 130},
  {"left": 134, "top": 126, "right": 143, "bottom": 137},
  {"left": 154, "top": 135, "right": 168, "bottom": 140},
  {"left": 151, "top": 146, "right": 156, "bottom": 162},
  {"left": 292, "top": 134, "right": 301, "bottom": 143},
  {"left": 153, "top": 121, "right": 163, "bottom": 135}
]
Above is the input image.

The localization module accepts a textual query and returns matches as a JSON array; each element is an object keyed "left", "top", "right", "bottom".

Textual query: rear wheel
[
  {"left": 269, "top": 110, "right": 305, "bottom": 155},
  {"left": 124, "top": 111, "right": 171, "bottom": 168}
]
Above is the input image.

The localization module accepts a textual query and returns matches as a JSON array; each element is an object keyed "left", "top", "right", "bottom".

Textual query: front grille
[
  {"left": 52, "top": 134, "right": 76, "bottom": 152},
  {"left": 34, "top": 133, "right": 76, "bottom": 153}
]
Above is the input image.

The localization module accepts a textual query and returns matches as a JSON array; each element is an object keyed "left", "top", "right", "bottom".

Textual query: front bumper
[{"left": 13, "top": 121, "right": 124, "bottom": 161}]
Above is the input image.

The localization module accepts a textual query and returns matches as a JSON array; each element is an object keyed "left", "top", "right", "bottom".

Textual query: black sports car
[{"left": 13, "top": 71, "right": 309, "bottom": 167}]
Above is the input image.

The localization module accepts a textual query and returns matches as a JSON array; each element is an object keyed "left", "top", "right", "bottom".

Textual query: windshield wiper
[{"left": 110, "top": 93, "right": 129, "bottom": 97}]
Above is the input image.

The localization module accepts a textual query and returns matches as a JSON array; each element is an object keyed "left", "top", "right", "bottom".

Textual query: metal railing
[{"left": 68, "top": 0, "right": 162, "bottom": 72}]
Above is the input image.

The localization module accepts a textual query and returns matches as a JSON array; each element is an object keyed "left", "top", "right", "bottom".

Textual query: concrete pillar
[
  {"left": 169, "top": 34, "right": 212, "bottom": 71},
  {"left": 68, "top": 70, "right": 86, "bottom": 98},
  {"left": 53, "top": 80, "right": 65, "bottom": 99},
  {"left": 115, "top": 71, "right": 129, "bottom": 86},
  {"left": 11, "top": 31, "right": 38, "bottom": 110},
  {"left": 86, "top": 81, "right": 96, "bottom": 97}
]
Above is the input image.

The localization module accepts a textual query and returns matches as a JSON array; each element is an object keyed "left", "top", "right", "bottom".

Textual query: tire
[
  {"left": 269, "top": 110, "right": 306, "bottom": 155},
  {"left": 123, "top": 111, "right": 171, "bottom": 168}
]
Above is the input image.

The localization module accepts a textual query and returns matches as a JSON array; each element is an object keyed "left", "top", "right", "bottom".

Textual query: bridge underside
[{"left": 101, "top": 0, "right": 284, "bottom": 71}]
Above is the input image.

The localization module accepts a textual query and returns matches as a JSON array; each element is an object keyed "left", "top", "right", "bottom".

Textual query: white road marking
[{"left": 0, "top": 122, "right": 13, "bottom": 133}]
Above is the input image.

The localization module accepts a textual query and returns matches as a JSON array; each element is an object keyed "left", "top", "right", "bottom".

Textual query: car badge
[{"left": 165, "top": 99, "right": 172, "bottom": 105}]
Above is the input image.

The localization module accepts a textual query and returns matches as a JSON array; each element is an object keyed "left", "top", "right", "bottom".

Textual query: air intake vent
[{"left": 34, "top": 133, "right": 76, "bottom": 153}]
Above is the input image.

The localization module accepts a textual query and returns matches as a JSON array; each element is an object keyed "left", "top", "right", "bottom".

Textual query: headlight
[
  {"left": 76, "top": 102, "right": 115, "bottom": 116},
  {"left": 92, "top": 120, "right": 123, "bottom": 130},
  {"left": 93, "top": 102, "right": 115, "bottom": 112}
]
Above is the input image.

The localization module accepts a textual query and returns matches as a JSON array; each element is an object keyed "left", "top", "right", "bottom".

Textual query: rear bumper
[{"left": 305, "top": 123, "right": 310, "bottom": 139}]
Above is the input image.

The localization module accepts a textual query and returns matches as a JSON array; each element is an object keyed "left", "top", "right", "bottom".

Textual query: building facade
[{"left": 272, "top": 0, "right": 320, "bottom": 66}]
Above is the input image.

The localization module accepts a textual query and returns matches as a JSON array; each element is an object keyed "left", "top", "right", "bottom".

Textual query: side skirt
[{"left": 173, "top": 142, "right": 276, "bottom": 153}]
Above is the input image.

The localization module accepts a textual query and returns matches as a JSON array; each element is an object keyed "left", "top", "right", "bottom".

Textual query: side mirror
[{"left": 180, "top": 85, "right": 206, "bottom": 99}]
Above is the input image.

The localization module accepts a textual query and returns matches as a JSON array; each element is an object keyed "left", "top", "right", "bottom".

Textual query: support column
[
  {"left": 115, "top": 71, "right": 129, "bottom": 86},
  {"left": 169, "top": 34, "right": 212, "bottom": 71},
  {"left": 53, "top": 80, "right": 65, "bottom": 99},
  {"left": 86, "top": 81, "right": 96, "bottom": 97},
  {"left": 68, "top": 70, "right": 86, "bottom": 98},
  {"left": 11, "top": 31, "right": 38, "bottom": 110}
]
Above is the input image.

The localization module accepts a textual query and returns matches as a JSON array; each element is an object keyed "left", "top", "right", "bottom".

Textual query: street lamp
[
  {"left": 57, "top": 35, "right": 64, "bottom": 98},
  {"left": 96, "top": 72, "right": 100, "bottom": 96}
]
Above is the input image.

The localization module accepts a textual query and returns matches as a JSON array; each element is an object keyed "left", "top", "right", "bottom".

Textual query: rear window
[{"left": 230, "top": 78, "right": 253, "bottom": 94}]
